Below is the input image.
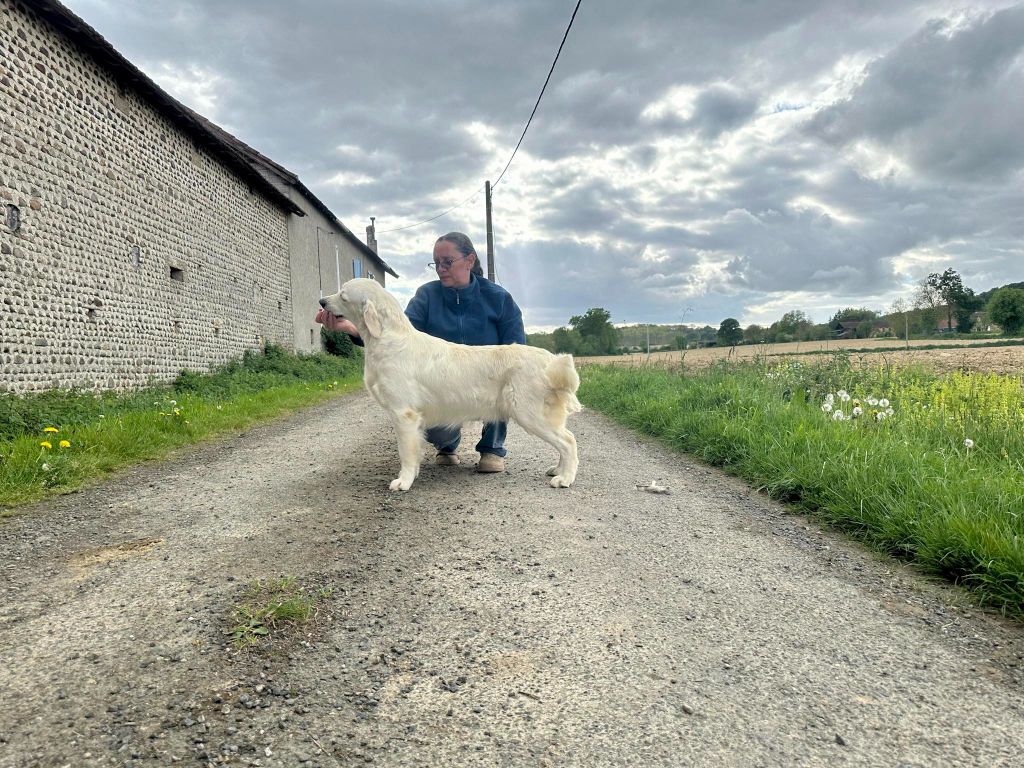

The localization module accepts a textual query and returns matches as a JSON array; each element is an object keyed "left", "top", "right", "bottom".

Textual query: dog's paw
[
  {"left": 389, "top": 477, "right": 413, "bottom": 491},
  {"left": 545, "top": 465, "right": 559, "bottom": 477},
  {"left": 549, "top": 475, "right": 574, "bottom": 488}
]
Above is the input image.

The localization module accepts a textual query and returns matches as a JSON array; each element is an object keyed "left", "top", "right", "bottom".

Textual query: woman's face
[{"left": 433, "top": 240, "right": 475, "bottom": 288}]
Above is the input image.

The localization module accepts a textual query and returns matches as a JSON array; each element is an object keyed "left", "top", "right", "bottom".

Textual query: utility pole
[{"left": 485, "top": 180, "right": 495, "bottom": 281}]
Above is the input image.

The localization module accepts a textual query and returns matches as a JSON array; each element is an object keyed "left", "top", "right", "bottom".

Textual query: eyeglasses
[{"left": 427, "top": 255, "right": 468, "bottom": 272}]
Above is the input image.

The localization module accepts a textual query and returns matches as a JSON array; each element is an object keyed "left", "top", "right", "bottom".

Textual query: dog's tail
[{"left": 544, "top": 354, "right": 583, "bottom": 414}]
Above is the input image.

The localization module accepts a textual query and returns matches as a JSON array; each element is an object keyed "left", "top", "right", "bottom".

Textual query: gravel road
[{"left": 1, "top": 391, "right": 1023, "bottom": 767}]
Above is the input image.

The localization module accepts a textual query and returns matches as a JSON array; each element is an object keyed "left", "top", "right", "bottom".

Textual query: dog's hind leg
[
  {"left": 388, "top": 408, "right": 424, "bottom": 491},
  {"left": 517, "top": 406, "right": 578, "bottom": 488}
]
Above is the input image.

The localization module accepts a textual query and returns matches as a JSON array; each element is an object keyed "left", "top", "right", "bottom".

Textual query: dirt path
[{"left": 1, "top": 392, "right": 1023, "bottom": 767}]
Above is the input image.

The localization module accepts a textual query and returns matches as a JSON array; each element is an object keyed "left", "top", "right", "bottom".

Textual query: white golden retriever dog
[{"left": 320, "top": 278, "right": 581, "bottom": 492}]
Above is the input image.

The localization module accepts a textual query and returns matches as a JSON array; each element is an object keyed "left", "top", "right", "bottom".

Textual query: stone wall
[{"left": 0, "top": 0, "right": 294, "bottom": 393}]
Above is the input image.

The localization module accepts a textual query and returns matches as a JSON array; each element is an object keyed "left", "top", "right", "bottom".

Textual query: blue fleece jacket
[{"left": 404, "top": 274, "right": 526, "bottom": 346}]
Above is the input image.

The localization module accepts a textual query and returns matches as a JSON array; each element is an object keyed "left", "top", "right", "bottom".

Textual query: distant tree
[
  {"left": 768, "top": 310, "right": 812, "bottom": 342},
  {"left": 925, "top": 268, "right": 977, "bottom": 332},
  {"left": 674, "top": 335, "right": 689, "bottom": 351},
  {"left": 987, "top": 288, "right": 1024, "bottom": 335},
  {"left": 697, "top": 325, "right": 717, "bottom": 343},
  {"left": 829, "top": 307, "right": 879, "bottom": 325},
  {"left": 913, "top": 279, "right": 941, "bottom": 334},
  {"left": 526, "top": 333, "right": 555, "bottom": 351},
  {"left": 552, "top": 327, "right": 580, "bottom": 354},
  {"left": 743, "top": 324, "right": 766, "bottom": 344},
  {"left": 717, "top": 318, "right": 743, "bottom": 347},
  {"left": 569, "top": 307, "right": 619, "bottom": 354},
  {"left": 889, "top": 298, "right": 911, "bottom": 346},
  {"left": 808, "top": 323, "right": 833, "bottom": 341}
]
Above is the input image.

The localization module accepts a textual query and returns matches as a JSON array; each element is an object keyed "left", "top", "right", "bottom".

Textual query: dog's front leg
[{"left": 389, "top": 409, "right": 424, "bottom": 491}]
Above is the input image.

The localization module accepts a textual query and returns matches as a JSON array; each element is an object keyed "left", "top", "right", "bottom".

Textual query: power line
[
  {"left": 375, "top": 0, "right": 583, "bottom": 233},
  {"left": 492, "top": 0, "right": 583, "bottom": 190},
  {"left": 377, "top": 185, "right": 484, "bottom": 233}
]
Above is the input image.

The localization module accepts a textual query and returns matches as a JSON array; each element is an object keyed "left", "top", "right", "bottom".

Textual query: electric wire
[
  {"left": 377, "top": 185, "right": 485, "bottom": 233},
  {"left": 492, "top": 0, "right": 582, "bottom": 190},
  {"left": 375, "top": 0, "right": 582, "bottom": 232}
]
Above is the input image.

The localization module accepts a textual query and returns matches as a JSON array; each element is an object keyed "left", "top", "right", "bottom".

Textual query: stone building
[{"left": 0, "top": 0, "right": 394, "bottom": 393}]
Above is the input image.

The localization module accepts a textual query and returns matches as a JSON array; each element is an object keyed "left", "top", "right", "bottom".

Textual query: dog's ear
[{"left": 363, "top": 299, "right": 384, "bottom": 338}]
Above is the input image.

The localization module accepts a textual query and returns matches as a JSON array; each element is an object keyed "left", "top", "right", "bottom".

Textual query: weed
[{"left": 228, "top": 576, "right": 330, "bottom": 649}]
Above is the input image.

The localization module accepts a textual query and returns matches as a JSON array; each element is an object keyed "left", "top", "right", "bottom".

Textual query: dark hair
[{"left": 437, "top": 231, "right": 483, "bottom": 276}]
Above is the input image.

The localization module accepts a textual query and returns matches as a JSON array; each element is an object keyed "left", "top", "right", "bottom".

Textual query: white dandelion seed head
[
  {"left": 867, "top": 397, "right": 878, "bottom": 406},
  {"left": 852, "top": 406, "right": 863, "bottom": 416},
  {"left": 825, "top": 393, "right": 835, "bottom": 403},
  {"left": 876, "top": 412, "right": 886, "bottom": 421},
  {"left": 822, "top": 403, "right": 833, "bottom": 413},
  {"left": 879, "top": 398, "right": 889, "bottom": 407},
  {"left": 832, "top": 410, "right": 846, "bottom": 421},
  {"left": 886, "top": 407, "right": 894, "bottom": 415},
  {"left": 964, "top": 438, "right": 974, "bottom": 449},
  {"left": 840, "top": 392, "right": 851, "bottom": 402}
]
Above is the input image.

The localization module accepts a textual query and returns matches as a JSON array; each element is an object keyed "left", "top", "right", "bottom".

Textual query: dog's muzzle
[{"left": 318, "top": 298, "right": 344, "bottom": 318}]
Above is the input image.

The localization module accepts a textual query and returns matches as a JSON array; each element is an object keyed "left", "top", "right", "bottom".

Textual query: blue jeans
[{"left": 425, "top": 422, "right": 507, "bottom": 458}]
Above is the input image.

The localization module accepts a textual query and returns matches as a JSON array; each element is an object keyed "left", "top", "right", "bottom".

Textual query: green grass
[
  {"left": 228, "top": 575, "right": 333, "bottom": 649},
  {"left": 0, "top": 344, "right": 363, "bottom": 511},
  {"left": 579, "top": 356, "right": 1024, "bottom": 615}
]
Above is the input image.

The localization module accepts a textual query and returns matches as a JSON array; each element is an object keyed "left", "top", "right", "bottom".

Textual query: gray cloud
[
  {"left": 808, "top": 4, "right": 1024, "bottom": 182},
  {"left": 63, "top": 0, "right": 1024, "bottom": 327}
]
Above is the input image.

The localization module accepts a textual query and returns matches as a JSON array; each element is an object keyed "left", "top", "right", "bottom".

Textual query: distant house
[
  {"left": 832, "top": 321, "right": 862, "bottom": 339},
  {"left": 831, "top": 319, "right": 891, "bottom": 339}
]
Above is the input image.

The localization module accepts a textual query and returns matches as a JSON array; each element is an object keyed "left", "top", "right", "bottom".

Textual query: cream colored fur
[{"left": 321, "top": 278, "right": 582, "bottom": 491}]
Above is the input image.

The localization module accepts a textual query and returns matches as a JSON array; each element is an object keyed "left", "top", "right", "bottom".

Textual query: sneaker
[
  {"left": 435, "top": 452, "right": 461, "bottom": 466},
  {"left": 476, "top": 453, "right": 505, "bottom": 473}
]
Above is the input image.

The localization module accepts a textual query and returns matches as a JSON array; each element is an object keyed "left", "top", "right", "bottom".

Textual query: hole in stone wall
[
  {"left": 87, "top": 308, "right": 97, "bottom": 320},
  {"left": 170, "top": 266, "right": 185, "bottom": 282},
  {"left": 5, "top": 204, "right": 20, "bottom": 232},
  {"left": 278, "top": 300, "right": 282, "bottom": 312},
  {"left": 310, "top": 328, "right": 315, "bottom": 345},
  {"left": 129, "top": 245, "right": 141, "bottom": 268},
  {"left": 173, "top": 320, "right": 182, "bottom": 332},
  {"left": 213, "top": 327, "right": 220, "bottom": 337}
]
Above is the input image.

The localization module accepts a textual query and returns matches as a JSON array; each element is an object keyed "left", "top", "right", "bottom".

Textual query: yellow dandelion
[
  {"left": 44, "top": 426, "right": 59, "bottom": 433},
  {"left": 59, "top": 440, "right": 71, "bottom": 449},
  {"left": 40, "top": 441, "right": 52, "bottom": 449}
]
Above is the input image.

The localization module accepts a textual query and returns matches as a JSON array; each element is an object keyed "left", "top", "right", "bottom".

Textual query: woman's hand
[{"left": 315, "top": 308, "right": 359, "bottom": 337}]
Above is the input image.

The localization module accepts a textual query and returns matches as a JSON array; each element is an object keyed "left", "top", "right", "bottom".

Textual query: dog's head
[{"left": 320, "top": 278, "right": 406, "bottom": 339}]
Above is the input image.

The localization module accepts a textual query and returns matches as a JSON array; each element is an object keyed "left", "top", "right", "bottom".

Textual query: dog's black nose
[{"left": 318, "top": 298, "right": 327, "bottom": 308}]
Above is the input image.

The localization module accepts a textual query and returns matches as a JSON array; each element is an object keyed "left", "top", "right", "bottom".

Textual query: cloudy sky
[{"left": 65, "top": 0, "right": 1024, "bottom": 330}]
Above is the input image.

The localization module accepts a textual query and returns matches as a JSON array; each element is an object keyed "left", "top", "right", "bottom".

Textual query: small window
[
  {"left": 5, "top": 204, "right": 20, "bottom": 232},
  {"left": 310, "top": 328, "right": 315, "bottom": 345},
  {"left": 170, "top": 266, "right": 185, "bottom": 282},
  {"left": 352, "top": 259, "right": 362, "bottom": 279},
  {"left": 129, "top": 245, "right": 141, "bottom": 268}
]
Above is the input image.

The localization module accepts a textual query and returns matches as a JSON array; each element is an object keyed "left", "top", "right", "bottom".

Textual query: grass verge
[
  {"left": 0, "top": 344, "right": 363, "bottom": 511},
  {"left": 579, "top": 354, "right": 1024, "bottom": 616}
]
